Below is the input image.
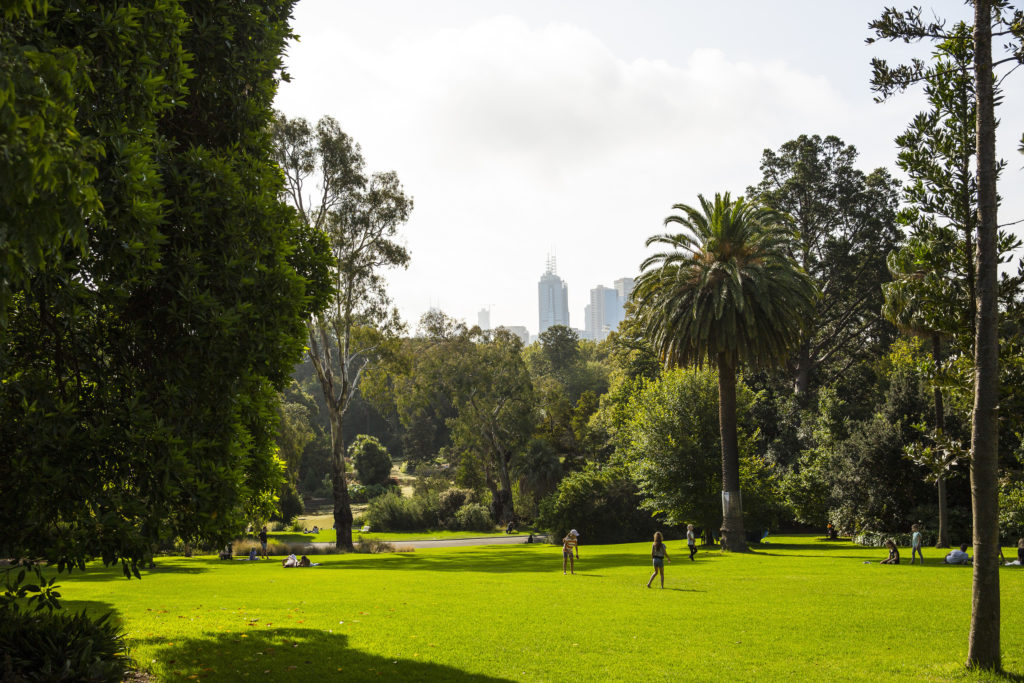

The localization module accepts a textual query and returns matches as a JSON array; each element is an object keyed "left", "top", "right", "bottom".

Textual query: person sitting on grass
[
  {"left": 248, "top": 548, "right": 258, "bottom": 561},
  {"left": 282, "top": 553, "right": 299, "bottom": 568},
  {"left": 944, "top": 544, "right": 971, "bottom": 565},
  {"left": 879, "top": 539, "right": 900, "bottom": 565},
  {"left": 299, "top": 555, "right": 312, "bottom": 567},
  {"left": 1018, "top": 537, "right": 1024, "bottom": 564}
]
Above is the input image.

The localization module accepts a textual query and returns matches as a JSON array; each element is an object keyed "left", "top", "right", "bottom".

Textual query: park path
[{"left": 310, "top": 534, "right": 548, "bottom": 550}]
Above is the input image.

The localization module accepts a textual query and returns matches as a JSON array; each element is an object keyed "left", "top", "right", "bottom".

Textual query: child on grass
[
  {"left": 646, "top": 531, "right": 671, "bottom": 588},
  {"left": 910, "top": 524, "right": 924, "bottom": 564}
]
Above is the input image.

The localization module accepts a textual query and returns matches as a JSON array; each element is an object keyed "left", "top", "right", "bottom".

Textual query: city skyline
[{"left": 275, "top": 1, "right": 1023, "bottom": 333}]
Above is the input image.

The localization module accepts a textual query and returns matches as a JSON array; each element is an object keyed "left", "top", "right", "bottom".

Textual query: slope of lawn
[{"left": 55, "top": 535, "right": 1023, "bottom": 681}]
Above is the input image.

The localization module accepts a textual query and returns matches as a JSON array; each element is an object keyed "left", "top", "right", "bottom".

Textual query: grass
[{"left": 51, "top": 535, "right": 1023, "bottom": 681}]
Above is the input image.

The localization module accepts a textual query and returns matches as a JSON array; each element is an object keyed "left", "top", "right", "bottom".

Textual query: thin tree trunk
[
  {"left": 330, "top": 412, "right": 354, "bottom": 551},
  {"left": 793, "top": 342, "right": 812, "bottom": 395},
  {"left": 717, "top": 353, "right": 746, "bottom": 552},
  {"left": 932, "top": 332, "right": 950, "bottom": 549},
  {"left": 966, "top": 0, "right": 1000, "bottom": 669}
]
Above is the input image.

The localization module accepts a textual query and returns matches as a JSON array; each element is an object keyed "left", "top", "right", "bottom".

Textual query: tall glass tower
[{"left": 538, "top": 256, "right": 569, "bottom": 334}]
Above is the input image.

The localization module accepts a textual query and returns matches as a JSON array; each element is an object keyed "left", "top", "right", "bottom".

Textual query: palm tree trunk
[
  {"left": 966, "top": 0, "right": 1000, "bottom": 669},
  {"left": 932, "top": 332, "right": 950, "bottom": 549},
  {"left": 717, "top": 353, "right": 746, "bottom": 552}
]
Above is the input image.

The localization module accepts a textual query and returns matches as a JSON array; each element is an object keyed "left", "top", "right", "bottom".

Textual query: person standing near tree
[
  {"left": 646, "top": 531, "right": 672, "bottom": 588},
  {"left": 687, "top": 524, "right": 697, "bottom": 561},
  {"left": 910, "top": 524, "right": 924, "bottom": 565}
]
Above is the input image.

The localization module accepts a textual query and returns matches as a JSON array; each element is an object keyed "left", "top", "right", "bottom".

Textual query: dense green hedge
[{"left": 0, "top": 608, "right": 128, "bottom": 681}]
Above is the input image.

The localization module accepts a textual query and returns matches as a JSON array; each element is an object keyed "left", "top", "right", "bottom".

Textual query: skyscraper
[
  {"left": 538, "top": 255, "right": 569, "bottom": 334},
  {"left": 478, "top": 307, "right": 490, "bottom": 331},
  {"left": 585, "top": 277, "right": 635, "bottom": 340}
]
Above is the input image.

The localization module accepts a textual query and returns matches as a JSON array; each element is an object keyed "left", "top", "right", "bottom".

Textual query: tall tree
[
  {"left": 869, "top": 3, "right": 1024, "bottom": 668},
  {"left": 632, "top": 193, "right": 818, "bottom": 551},
  {"left": 748, "top": 135, "right": 902, "bottom": 395},
  {"left": 1, "top": 0, "right": 317, "bottom": 574},
  {"left": 274, "top": 113, "right": 412, "bottom": 551}
]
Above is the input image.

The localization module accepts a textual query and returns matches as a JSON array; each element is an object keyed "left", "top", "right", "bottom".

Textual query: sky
[{"left": 274, "top": 1, "right": 1024, "bottom": 338}]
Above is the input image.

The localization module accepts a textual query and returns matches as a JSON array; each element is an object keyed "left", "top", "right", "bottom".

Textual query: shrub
[
  {"left": 365, "top": 491, "right": 439, "bottom": 531},
  {"left": 438, "top": 487, "right": 473, "bottom": 523},
  {"left": 454, "top": 503, "right": 494, "bottom": 532},
  {"left": 0, "top": 607, "right": 128, "bottom": 682},
  {"left": 350, "top": 434, "right": 393, "bottom": 486},
  {"left": 271, "top": 481, "right": 304, "bottom": 524},
  {"left": 538, "top": 463, "right": 662, "bottom": 544},
  {"left": 349, "top": 482, "right": 396, "bottom": 504}
]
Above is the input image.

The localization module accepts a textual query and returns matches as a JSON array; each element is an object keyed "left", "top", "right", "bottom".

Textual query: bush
[
  {"left": 272, "top": 481, "right": 304, "bottom": 524},
  {"left": 0, "top": 607, "right": 128, "bottom": 682},
  {"left": 438, "top": 487, "right": 473, "bottom": 523},
  {"left": 454, "top": 503, "right": 494, "bottom": 532},
  {"left": 349, "top": 482, "right": 397, "bottom": 504},
  {"left": 365, "top": 490, "right": 440, "bottom": 531},
  {"left": 538, "top": 463, "right": 662, "bottom": 544},
  {"left": 350, "top": 434, "right": 393, "bottom": 486}
]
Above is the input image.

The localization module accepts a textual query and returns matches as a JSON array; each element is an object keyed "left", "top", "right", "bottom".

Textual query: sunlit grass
[{"left": 55, "top": 535, "right": 1023, "bottom": 681}]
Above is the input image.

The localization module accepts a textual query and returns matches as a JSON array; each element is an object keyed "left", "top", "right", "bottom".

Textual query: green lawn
[{"left": 55, "top": 535, "right": 1023, "bottom": 681}]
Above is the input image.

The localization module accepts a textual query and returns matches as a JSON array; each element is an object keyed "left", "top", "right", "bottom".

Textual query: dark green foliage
[
  {"left": 437, "top": 488, "right": 474, "bottom": 521},
  {"left": 0, "top": 0, "right": 317, "bottom": 573},
  {"left": 747, "top": 135, "right": 902, "bottom": 394},
  {"left": 538, "top": 464, "right": 660, "bottom": 544},
  {"left": 0, "top": 607, "right": 128, "bottom": 682},
  {"left": 274, "top": 481, "right": 305, "bottom": 524},
  {"left": 350, "top": 434, "right": 393, "bottom": 487},
  {"left": 348, "top": 482, "right": 397, "bottom": 504}
]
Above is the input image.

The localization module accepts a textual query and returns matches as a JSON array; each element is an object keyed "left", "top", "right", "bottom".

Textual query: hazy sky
[{"left": 274, "top": 1, "right": 1024, "bottom": 337}]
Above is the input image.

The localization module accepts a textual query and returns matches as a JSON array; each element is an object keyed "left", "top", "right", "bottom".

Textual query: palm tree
[{"left": 633, "top": 193, "right": 818, "bottom": 551}]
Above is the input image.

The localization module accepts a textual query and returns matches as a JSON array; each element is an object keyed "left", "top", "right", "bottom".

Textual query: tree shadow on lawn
[
  {"left": 136, "top": 626, "right": 512, "bottom": 681},
  {"left": 321, "top": 547, "right": 725, "bottom": 575},
  {"left": 43, "top": 562, "right": 210, "bottom": 584}
]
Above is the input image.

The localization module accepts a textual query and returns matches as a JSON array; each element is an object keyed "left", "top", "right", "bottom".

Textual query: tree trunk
[
  {"left": 717, "top": 353, "right": 746, "bottom": 552},
  {"left": 494, "top": 452, "right": 516, "bottom": 525},
  {"left": 792, "top": 342, "right": 812, "bottom": 395},
  {"left": 932, "top": 332, "right": 950, "bottom": 548},
  {"left": 330, "top": 412, "right": 354, "bottom": 552},
  {"left": 966, "top": 0, "right": 1000, "bottom": 669}
]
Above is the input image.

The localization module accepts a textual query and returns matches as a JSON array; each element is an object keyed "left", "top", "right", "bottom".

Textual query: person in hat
[{"left": 562, "top": 530, "right": 580, "bottom": 574}]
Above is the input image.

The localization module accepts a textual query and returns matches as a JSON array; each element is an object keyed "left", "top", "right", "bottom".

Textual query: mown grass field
[{"left": 57, "top": 535, "right": 1023, "bottom": 681}]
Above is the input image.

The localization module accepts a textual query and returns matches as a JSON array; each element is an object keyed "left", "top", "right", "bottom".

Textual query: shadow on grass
[
  {"left": 314, "top": 547, "right": 725, "bottom": 575},
  {"left": 139, "top": 627, "right": 512, "bottom": 681},
  {"left": 60, "top": 600, "right": 510, "bottom": 681}
]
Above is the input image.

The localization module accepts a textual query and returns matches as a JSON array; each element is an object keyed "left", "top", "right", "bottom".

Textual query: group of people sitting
[
  {"left": 878, "top": 538, "right": 1023, "bottom": 565},
  {"left": 282, "top": 553, "right": 317, "bottom": 567}
]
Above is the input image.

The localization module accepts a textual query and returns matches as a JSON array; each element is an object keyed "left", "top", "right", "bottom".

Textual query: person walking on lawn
[
  {"left": 646, "top": 531, "right": 671, "bottom": 588},
  {"left": 562, "top": 530, "right": 580, "bottom": 574},
  {"left": 910, "top": 524, "right": 924, "bottom": 564},
  {"left": 687, "top": 524, "right": 697, "bottom": 561},
  {"left": 259, "top": 525, "right": 269, "bottom": 559}
]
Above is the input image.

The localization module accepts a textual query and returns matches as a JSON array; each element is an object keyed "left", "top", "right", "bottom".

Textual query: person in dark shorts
[
  {"left": 562, "top": 530, "right": 579, "bottom": 575},
  {"left": 259, "top": 525, "right": 269, "bottom": 559},
  {"left": 646, "top": 531, "right": 672, "bottom": 588},
  {"left": 686, "top": 524, "right": 697, "bottom": 561}
]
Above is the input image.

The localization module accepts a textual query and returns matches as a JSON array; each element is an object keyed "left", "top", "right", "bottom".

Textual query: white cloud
[{"left": 276, "top": 7, "right": 1017, "bottom": 334}]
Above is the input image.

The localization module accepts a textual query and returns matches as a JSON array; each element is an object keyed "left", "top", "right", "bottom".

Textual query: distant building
[
  {"left": 498, "top": 325, "right": 530, "bottom": 345},
  {"left": 538, "top": 255, "right": 569, "bottom": 334},
  {"left": 585, "top": 277, "right": 635, "bottom": 341},
  {"left": 478, "top": 307, "right": 490, "bottom": 331}
]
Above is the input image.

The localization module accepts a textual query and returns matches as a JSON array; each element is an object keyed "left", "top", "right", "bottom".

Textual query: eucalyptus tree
[
  {"left": 274, "top": 113, "right": 412, "bottom": 550},
  {"left": 632, "top": 193, "right": 818, "bottom": 551},
  {"left": 870, "top": 3, "right": 1024, "bottom": 667}
]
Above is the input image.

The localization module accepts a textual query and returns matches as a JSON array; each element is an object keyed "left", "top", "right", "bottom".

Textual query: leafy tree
[
  {"left": 350, "top": 434, "right": 393, "bottom": 487},
  {"left": 869, "top": 3, "right": 1024, "bottom": 667},
  {"left": 538, "top": 463, "right": 658, "bottom": 544},
  {"left": 632, "top": 193, "right": 818, "bottom": 551},
  {"left": 748, "top": 135, "right": 902, "bottom": 395},
  {"left": 274, "top": 113, "right": 412, "bottom": 551},
  {"left": 1, "top": 0, "right": 316, "bottom": 577}
]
